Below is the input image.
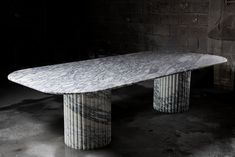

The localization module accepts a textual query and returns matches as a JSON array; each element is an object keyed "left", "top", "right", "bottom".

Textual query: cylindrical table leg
[
  {"left": 63, "top": 90, "right": 111, "bottom": 150},
  {"left": 153, "top": 71, "right": 191, "bottom": 113}
]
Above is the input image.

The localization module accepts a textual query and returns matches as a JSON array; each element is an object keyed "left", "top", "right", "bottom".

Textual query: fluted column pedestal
[
  {"left": 153, "top": 71, "right": 191, "bottom": 113},
  {"left": 63, "top": 90, "right": 111, "bottom": 150}
]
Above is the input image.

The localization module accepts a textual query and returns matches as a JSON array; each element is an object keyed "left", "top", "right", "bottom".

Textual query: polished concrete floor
[{"left": 0, "top": 82, "right": 235, "bottom": 157}]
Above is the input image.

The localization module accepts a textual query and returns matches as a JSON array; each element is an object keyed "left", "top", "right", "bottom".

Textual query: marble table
[{"left": 8, "top": 51, "right": 227, "bottom": 150}]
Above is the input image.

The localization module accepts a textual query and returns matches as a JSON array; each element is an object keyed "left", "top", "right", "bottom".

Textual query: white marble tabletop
[{"left": 8, "top": 51, "right": 227, "bottom": 94}]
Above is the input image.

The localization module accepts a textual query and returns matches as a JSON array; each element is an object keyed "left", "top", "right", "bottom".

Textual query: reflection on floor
[{"left": 0, "top": 82, "right": 235, "bottom": 157}]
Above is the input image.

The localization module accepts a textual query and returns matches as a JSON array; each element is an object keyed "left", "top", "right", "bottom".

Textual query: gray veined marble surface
[
  {"left": 154, "top": 72, "right": 191, "bottom": 113},
  {"left": 64, "top": 90, "right": 111, "bottom": 150},
  {"left": 8, "top": 51, "right": 227, "bottom": 94}
]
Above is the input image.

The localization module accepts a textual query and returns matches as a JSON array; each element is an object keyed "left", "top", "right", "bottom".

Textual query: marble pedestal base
[
  {"left": 153, "top": 71, "right": 191, "bottom": 113},
  {"left": 63, "top": 90, "right": 111, "bottom": 150}
]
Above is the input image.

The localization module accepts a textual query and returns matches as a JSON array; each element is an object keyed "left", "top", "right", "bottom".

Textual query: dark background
[{"left": 5, "top": 1, "right": 92, "bottom": 87}]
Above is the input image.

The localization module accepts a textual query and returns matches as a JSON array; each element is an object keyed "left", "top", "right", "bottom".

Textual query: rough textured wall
[
  {"left": 86, "top": 0, "right": 209, "bottom": 54},
  {"left": 208, "top": 0, "right": 235, "bottom": 90}
]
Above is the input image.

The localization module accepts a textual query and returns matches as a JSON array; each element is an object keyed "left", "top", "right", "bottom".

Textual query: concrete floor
[{"left": 0, "top": 82, "right": 235, "bottom": 157}]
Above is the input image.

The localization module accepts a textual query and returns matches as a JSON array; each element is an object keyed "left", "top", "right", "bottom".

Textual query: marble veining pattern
[
  {"left": 154, "top": 72, "right": 191, "bottom": 113},
  {"left": 64, "top": 90, "right": 111, "bottom": 150},
  {"left": 8, "top": 51, "right": 227, "bottom": 94}
]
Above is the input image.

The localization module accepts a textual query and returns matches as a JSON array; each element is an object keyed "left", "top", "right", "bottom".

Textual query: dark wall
[
  {"left": 5, "top": 1, "right": 92, "bottom": 87},
  {"left": 84, "top": 0, "right": 210, "bottom": 53}
]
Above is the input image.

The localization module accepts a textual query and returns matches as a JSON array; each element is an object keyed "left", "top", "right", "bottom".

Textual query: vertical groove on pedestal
[
  {"left": 63, "top": 90, "right": 111, "bottom": 150},
  {"left": 154, "top": 71, "right": 191, "bottom": 113}
]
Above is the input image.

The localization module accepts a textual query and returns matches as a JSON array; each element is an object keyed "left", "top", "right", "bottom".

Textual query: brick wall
[{"left": 86, "top": 0, "right": 210, "bottom": 55}]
